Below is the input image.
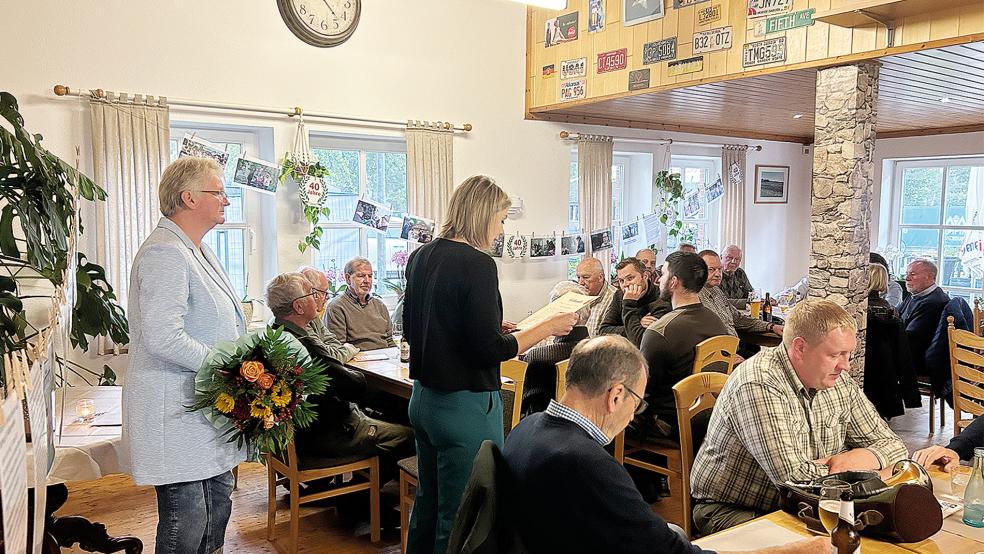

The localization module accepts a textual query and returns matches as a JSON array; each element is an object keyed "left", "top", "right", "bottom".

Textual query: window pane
[
  {"left": 314, "top": 227, "right": 361, "bottom": 278},
  {"left": 203, "top": 228, "right": 246, "bottom": 298},
  {"left": 366, "top": 151, "right": 408, "bottom": 215},
  {"left": 612, "top": 164, "right": 624, "bottom": 222},
  {"left": 900, "top": 167, "right": 944, "bottom": 225},
  {"left": 944, "top": 165, "right": 984, "bottom": 226},
  {"left": 313, "top": 149, "right": 360, "bottom": 223},
  {"left": 367, "top": 234, "right": 410, "bottom": 296},
  {"left": 569, "top": 161, "right": 579, "bottom": 232},
  {"left": 941, "top": 229, "right": 984, "bottom": 289},
  {"left": 169, "top": 139, "right": 179, "bottom": 161},
  {"left": 899, "top": 227, "right": 940, "bottom": 267}
]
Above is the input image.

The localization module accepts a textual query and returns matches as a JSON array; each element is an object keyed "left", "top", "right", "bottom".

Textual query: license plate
[
  {"left": 643, "top": 38, "right": 677, "bottom": 64},
  {"left": 667, "top": 56, "right": 704, "bottom": 77},
  {"left": 743, "top": 36, "right": 787, "bottom": 67},
  {"left": 693, "top": 26, "right": 732, "bottom": 54},
  {"left": 560, "top": 79, "right": 586, "bottom": 102},
  {"left": 628, "top": 69, "right": 651, "bottom": 91},
  {"left": 560, "top": 57, "right": 586, "bottom": 80},
  {"left": 597, "top": 48, "right": 628, "bottom": 73},
  {"left": 697, "top": 4, "right": 722, "bottom": 25},
  {"left": 754, "top": 8, "right": 815, "bottom": 35},
  {"left": 747, "top": 0, "right": 791, "bottom": 19},
  {"left": 674, "top": 0, "right": 709, "bottom": 6}
]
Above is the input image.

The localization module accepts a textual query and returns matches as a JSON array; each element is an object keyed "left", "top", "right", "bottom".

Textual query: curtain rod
[
  {"left": 558, "top": 131, "right": 762, "bottom": 151},
  {"left": 52, "top": 85, "right": 473, "bottom": 133}
]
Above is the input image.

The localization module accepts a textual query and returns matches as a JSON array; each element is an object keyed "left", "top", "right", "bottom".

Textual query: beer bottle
[
  {"left": 762, "top": 293, "right": 773, "bottom": 323},
  {"left": 830, "top": 489, "right": 860, "bottom": 554}
]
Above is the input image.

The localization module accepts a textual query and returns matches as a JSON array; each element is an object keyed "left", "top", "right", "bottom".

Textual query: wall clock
[{"left": 277, "top": 0, "right": 361, "bottom": 48}]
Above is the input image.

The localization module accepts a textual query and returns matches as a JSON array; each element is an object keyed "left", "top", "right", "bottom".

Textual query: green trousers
[
  {"left": 692, "top": 501, "right": 764, "bottom": 537},
  {"left": 406, "top": 382, "right": 503, "bottom": 554}
]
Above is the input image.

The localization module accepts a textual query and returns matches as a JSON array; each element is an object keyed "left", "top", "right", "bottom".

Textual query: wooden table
[
  {"left": 695, "top": 467, "right": 984, "bottom": 553},
  {"left": 737, "top": 329, "right": 782, "bottom": 348},
  {"left": 346, "top": 347, "right": 412, "bottom": 399}
]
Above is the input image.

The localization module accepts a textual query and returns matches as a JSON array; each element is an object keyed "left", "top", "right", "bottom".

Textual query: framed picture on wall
[
  {"left": 624, "top": 0, "right": 665, "bottom": 27},
  {"left": 754, "top": 165, "right": 789, "bottom": 204}
]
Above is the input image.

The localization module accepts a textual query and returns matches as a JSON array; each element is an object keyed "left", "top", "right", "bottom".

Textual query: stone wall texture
[{"left": 809, "top": 62, "right": 880, "bottom": 385}]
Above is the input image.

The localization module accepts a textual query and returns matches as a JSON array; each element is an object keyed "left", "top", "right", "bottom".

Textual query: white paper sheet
[
  {"left": 27, "top": 361, "right": 50, "bottom": 554},
  {"left": 516, "top": 291, "right": 597, "bottom": 330},
  {"left": 694, "top": 519, "right": 808, "bottom": 551},
  {"left": 1, "top": 392, "right": 29, "bottom": 554}
]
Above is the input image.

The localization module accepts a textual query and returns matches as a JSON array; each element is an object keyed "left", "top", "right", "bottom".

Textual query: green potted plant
[
  {"left": 280, "top": 154, "right": 332, "bottom": 253},
  {"left": 653, "top": 170, "right": 685, "bottom": 240}
]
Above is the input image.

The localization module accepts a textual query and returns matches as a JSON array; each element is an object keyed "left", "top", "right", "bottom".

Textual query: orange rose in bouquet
[
  {"left": 256, "top": 372, "right": 275, "bottom": 390},
  {"left": 240, "top": 360, "right": 264, "bottom": 382}
]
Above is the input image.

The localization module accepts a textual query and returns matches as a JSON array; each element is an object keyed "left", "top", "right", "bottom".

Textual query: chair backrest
[
  {"left": 947, "top": 315, "right": 984, "bottom": 436},
  {"left": 975, "top": 298, "right": 984, "bottom": 336},
  {"left": 267, "top": 441, "right": 300, "bottom": 479},
  {"left": 692, "top": 335, "right": 740, "bottom": 375},
  {"left": 672, "top": 371, "right": 729, "bottom": 538},
  {"left": 500, "top": 359, "right": 529, "bottom": 438},
  {"left": 555, "top": 359, "right": 570, "bottom": 401}
]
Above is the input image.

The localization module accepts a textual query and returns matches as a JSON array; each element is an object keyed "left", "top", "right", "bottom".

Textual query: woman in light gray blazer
[{"left": 121, "top": 157, "right": 247, "bottom": 554}]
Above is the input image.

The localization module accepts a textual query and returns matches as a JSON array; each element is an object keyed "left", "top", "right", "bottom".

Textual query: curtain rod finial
[
  {"left": 292, "top": 106, "right": 302, "bottom": 117},
  {"left": 559, "top": 131, "right": 570, "bottom": 139},
  {"left": 53, "top": 84, "right": 69, "bottom": 96},
  {"left": 463, "top": 123, "right": 473, "bottom": 132}
]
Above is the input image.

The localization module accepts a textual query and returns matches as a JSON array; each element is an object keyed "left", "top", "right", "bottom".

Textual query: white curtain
[
  {"left": 577, "top": 136, "right": 614, "bottom": 263},
  {"left": 89, "top": 93, "right": 170, "bottom": 352},
  {"left": 721, "top": 145, "right": 748, "bottom": 251},
  {"left": 405, "top": 121, "right": 454, "bottom": 226}
]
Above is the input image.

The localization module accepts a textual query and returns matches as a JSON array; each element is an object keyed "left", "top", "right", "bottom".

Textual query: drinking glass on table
[
  {"left": 819, "top": 479, "right": 851, "bottom": 535},
  {"left": 748, "top": 290, "right": 762, "bottom": 319}
]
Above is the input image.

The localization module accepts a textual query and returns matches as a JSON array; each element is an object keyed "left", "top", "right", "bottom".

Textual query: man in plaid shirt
[{"left": 690, "top": 299, "right": 908, "bottom": 536}]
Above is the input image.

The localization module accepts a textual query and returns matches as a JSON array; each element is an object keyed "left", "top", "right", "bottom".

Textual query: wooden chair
[
  {"left": 974, "top": 298, "right": 984, "bottom": 336},
  {"left": 916, "top": 376, "right": 947, "bottom": 436},
  {"left": 672, "top": 372, "right": 728, "bottom": 538},
  {"left": 398, "top": 359, "right": 529, "bottom": 553},
  {"left": 692, "top": 335, "right": 740, "bottom": 375},
  {"left": 266, "top": 443, "right": 380, "bottom": 553},
  {"left": 947, "top": 315, "right": 984, "bottom": 437},
  {"left": 555, "top": 358, "right": 569, "bottom": 400}
]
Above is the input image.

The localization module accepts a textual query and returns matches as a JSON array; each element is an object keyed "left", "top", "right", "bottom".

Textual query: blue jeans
[
  {"left": 154, "top": 471, "right": 235, "bottom": 554},
  {"left": 407, "top": 383, "right": 503, "bottom": 554}
]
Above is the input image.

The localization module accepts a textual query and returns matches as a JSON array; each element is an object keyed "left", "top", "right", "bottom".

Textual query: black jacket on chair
[
  {"left": 519, "top": 326, "right": 588, "bottom": 414},
  {"left": 864, "top": 294, "right": 921, "bottom": 418},
  {"left": 925, "top": 296, "right": 974, "bottom": 396},
  {"left": 900, "top": 287, "right": 950, "bottom": 385}
]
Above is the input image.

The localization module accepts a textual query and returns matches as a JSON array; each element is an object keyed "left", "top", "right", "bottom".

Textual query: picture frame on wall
[
  {"left": 623, "top": 0, "right": 664, "bottom": 27},
  {"left": 754, "top": 165, "right": 789, "bottom": 204}
]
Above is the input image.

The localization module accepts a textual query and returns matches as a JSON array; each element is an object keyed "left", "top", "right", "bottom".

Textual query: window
[
  {"left": 888, "top": 158, "right": 984, "bottom": 300},
  {"left": 568, "top": 155, "right": 626, "bottom": 232},
  {"left": 168, "top": 126, "right": 270, "bottom": 299},
  {"left": 669, "top": 156, "right": 722, "bottom": 252},
  {"left": 310, "top": 135, "right": 408, "bottom": 297}
]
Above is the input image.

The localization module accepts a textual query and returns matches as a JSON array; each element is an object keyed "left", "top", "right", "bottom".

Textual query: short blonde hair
[
  {"left": 868, "top": 264, "right": 888, "bottom": 294},
  {"left": 158, "top": 157, "right": 223, "bottom": 216},
  {"left": 782, "top": 299, "right": 857, "bottom": 349},
  {"left": 439, "top": 175, "right": 511, "bottom": 249}
]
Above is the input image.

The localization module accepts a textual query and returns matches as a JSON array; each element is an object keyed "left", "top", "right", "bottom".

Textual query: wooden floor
[{"left": 58, "top": 399, "right": 956, "bottom": 553}]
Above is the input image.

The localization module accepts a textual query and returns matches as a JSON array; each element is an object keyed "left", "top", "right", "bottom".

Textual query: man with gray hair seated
[
  {"left": 519, "top": 281, "right": 591, "bottom": 414},
  {"left": 502, "top": 335, "right": 826, "bottom": 554},
  {"left": 266, "top": 272, "right": 413, "bottom": 490},
  {"left": 297, "top": 265, "right": 359, "bottom": 363},
  {"left": 327, "top": 257, "right": 396, "bottom": 350}
]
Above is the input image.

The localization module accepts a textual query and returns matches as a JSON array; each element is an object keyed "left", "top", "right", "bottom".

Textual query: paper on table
[
  {"left": 1, "top": 392, "right": 29, "bottom": 554},
  {"left": 27, "top": 361, "right": 50, "bottom": 554},
  {"left": 694, "top": 519, "right": 807, "bottom": 551},
  {"left": 516, "top": 291, "right": 597, "bottom": 330},
  {"left": 354, "top": 352, "right": 390, "bottom": 362}
]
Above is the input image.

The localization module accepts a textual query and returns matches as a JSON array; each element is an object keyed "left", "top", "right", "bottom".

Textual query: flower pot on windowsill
[{"left": 241, "top": 300, "right": 254, "bottom": 324}]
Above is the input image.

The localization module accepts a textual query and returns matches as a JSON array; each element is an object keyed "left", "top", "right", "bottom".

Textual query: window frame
[
  {"left": 669, "top": 155, "right": 723, "bottom": 252},
  {"left": 888, "top": 156, "right": 984, "bottom": 299},
  {"left": 308, "top": 133, "right": 408, "bottom": 298}
]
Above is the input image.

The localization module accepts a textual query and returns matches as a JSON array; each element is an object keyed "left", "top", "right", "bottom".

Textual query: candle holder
[{"left": 75, "top": 398, "right": 95, "bottom": 424}]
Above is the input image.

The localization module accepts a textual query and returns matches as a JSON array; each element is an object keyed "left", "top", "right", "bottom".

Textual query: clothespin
[{"left": 17, "top": 350, "right": 31, "bottom": 394}]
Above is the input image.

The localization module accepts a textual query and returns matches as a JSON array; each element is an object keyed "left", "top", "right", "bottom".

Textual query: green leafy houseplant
[
  {"left": 0, "top": 91, "right": 129, "bottom": 388},
  {"left": 653, "top": 170, "right": 685, "bottom": 239},
  {"left": 280, "top": 154, "right": 332, "bottom": 253}
]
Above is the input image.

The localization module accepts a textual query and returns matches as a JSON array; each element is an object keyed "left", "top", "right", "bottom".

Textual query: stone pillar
[{"left": 808, "top": 62, "right": 879, "bottom": 385}]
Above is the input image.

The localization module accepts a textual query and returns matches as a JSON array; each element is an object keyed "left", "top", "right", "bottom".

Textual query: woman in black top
[
  {"left": 403, "top": 175, "right": 576, "bottom": 554},
  {"left": 864, "top": 263, "right": 920, "bottom": 418}
]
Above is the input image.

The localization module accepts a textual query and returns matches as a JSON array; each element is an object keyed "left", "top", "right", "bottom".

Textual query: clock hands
[{"left": 321, "top": 0, "right": 338, "bottom": 18}]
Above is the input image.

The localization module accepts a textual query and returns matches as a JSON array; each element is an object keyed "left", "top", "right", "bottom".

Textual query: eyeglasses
[
  {"left": 620, "top": 383, "right": 648, "bottom": 416},
  {"left": 198, "top": 189, "right": 229, "bottom": 200},
  {"left": 291, "top": 291, "right": 319, "bottom": 304}
]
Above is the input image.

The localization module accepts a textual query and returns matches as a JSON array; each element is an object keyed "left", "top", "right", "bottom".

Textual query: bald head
[
  {"left": 576, "top": 257, "right": 606, "bottom": 296},
  {"left": 566, "top": 335, "right": 646, "bottom": 398},
  {"left": 722, "top": 245, "right": 743, "bottom": 273},
  {"left": 298, "top": 266, "right": 328, "bottom": 289}
]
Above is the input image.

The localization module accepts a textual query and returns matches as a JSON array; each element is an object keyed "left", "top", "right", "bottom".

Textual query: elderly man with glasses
[
  {"left": 297, "top": 265, "right": 359, "bottom": 363},
  {"left": 266, "top": 272, "right": 413, "bottom": 494},
  {"left": 502, "top": 335, "right": 825, "bottom": 554},
  {"left": 327, "top": 257, "right": 396, "bottom": 350}
]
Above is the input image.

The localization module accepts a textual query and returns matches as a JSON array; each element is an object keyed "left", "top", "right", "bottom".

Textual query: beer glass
[{"left": 819, "top": 479, "right": 851, "bottom": 534}]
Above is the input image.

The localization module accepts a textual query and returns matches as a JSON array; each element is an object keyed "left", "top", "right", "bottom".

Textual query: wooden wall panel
[{"left": 528, "top": 0, "right": 984, "bottom": 112}]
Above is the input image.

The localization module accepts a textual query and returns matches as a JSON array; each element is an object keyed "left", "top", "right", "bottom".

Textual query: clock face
[{"left": 278, "top": 0, "right": 361, "bottom": 47}]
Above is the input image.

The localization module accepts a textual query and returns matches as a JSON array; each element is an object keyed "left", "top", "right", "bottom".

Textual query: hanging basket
[{"left": 280, "top": 117, "right": 328, "bottom": 208}]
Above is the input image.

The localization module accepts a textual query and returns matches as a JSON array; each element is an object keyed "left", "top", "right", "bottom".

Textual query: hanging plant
[
  {"left": 280, "top": 153, "right": 332, "bottom": 253},
  {"left": 653, "top": 170, "right": 685, "bottom": 238}
]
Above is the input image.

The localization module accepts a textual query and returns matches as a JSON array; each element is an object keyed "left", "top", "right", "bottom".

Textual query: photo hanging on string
[
  {"left": 490, "top": 233, "right": 505, "bottom": 258},
  {"left": 400, "top": 215, "right": 436, "bottom": 244},
  {"left": 179, "top": 134, "right": 229, "bottom": 168},
  {"left": 233, "top": 155, "right": 280, "bottom": 195},
  {"left": 529, "top": 237, "right": 557, "bottom": 258},
  {"left": 506, "top": 233, "right": 529, "bottom": 259},
  {"left": 590, "top": 228, "right": 613, "bottom": 251},
  {"left": 561, "top": 234, "right": 586, "bottom": 255},
  {"left": 352, "top": 197, "right": 392, "bottom": 232}
]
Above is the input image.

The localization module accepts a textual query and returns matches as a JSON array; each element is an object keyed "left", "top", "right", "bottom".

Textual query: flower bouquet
[{"left": 188, "top": 326, "right": 329, "bottom": 454}]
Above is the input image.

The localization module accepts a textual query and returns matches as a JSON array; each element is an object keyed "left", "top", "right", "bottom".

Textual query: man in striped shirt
[
  {"left": 690, "top": 300, "right": 907, "bottom": 536},
  {"left": 577, "top": 257, "right": 618, "bottom": 337}
]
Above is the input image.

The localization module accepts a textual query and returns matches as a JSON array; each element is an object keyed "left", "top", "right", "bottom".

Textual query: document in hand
[{"left": 516, "top": 291, "right": 597, "bottom": 330}]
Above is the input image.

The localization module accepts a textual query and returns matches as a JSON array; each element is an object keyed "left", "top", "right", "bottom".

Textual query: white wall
[{"left": 6, "top": 0, "right": 979, "bottom": 365}]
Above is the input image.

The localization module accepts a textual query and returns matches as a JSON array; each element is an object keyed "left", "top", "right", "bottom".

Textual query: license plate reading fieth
[
  {"left": 597, "top": 48, "right": 628, "bottom": 74},
  {"left": 693, "top": 27, "right": 732, "bottom": 54},
  {"left": 560, "top": 79, "right": 586, "bottom": 102},
  {"left": 743, "top": 36, "right": 787, "bottom": 67}
]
